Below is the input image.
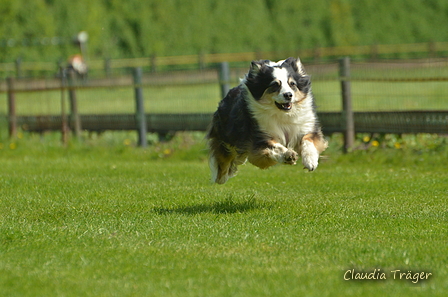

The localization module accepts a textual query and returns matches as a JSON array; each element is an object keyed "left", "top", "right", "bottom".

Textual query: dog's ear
[
  {"left": 282, "top": 57, "right": 307, "bottom": 75},
  {"left": 295, "top": 57, "right": 307, "bottom": 75},
  {"left": 249, "top": 60, "right": 270, "bottom": 75},
  {"left": 249, "top": 61, "right": 263, "bottom": 75},
  {"left": 298, "top": 75, "right": 311, "bottom": 93}
]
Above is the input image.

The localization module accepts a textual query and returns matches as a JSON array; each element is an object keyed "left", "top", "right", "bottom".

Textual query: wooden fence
[{"left": 2, "top": 57, "right": 448, "bottom": 149}]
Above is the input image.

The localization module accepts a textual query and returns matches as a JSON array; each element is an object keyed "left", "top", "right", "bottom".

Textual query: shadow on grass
[{"left": 153, "top": 195, "right": 268, "bottom": 215}]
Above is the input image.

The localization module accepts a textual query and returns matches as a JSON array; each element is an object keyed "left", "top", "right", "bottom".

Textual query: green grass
[{"left": 0, "top": 133, "right": 447, "bottom": 296}]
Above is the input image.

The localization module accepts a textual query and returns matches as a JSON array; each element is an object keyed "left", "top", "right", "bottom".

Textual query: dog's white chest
[
  {"left": 254, "top": 105, "right": 317, "bottom": 148},
  {"left": 256, "top": 115, "right": 300, "bottom": 147}
]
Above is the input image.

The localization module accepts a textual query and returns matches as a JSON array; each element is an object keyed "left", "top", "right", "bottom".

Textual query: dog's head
[{"left": 244, "top": 57, "right": 311, "bottom": 112}]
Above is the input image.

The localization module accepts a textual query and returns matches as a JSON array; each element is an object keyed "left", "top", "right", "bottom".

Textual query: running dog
[{"left": 207, "top": 57, "right": 327, "bottom": 184}]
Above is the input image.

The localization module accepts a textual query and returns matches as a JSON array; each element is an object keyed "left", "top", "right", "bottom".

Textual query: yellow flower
[
  {"left": 372, "top": 140, "right": 380, "bottom": 147},
  {"left": 123, "top": 139, "right": 131, "bottom": 146},
  {"left": 394, "top": 142, "right": 401, "bottom": 149},
  {"left": 163, "top": 148, "right": 171, "bottom": 155},
  {"left": 363, "top": 136, "right": 370, "bottom": 143},
  {"left": 9, "top": 143, "right": 17, "bottom": 150}
]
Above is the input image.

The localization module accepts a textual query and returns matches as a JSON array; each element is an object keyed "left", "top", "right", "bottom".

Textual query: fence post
[
  {"left": 313, "top": 47, "right": 321, "bottom": 62},
  {"left": 150, "top": 55, "right": 157, "bottom": 73},
  {"left": 133, "top": 67, "right": 147, "bottom": 147},
  {"left": 219, "top": 62, "right": 230, "bottom": 98},
  {"left": 428, "top": 41, "right": 436, "bottom": 58},
  {"left": 60, "top": 69, "right": 69, "bottom": 146},
  {"left": 68, "top": 69, "right": 82, "bottom": 140},
  {"left": 339, "top": 57, "right": 354, "bottom": 153},
  {"left": 104, "top": 58, "right": 111, "bottom": 77},
  {"left": 370, "top": 44, "right": 379, "bottom": 61},
  {"left": 6, "top": 77, "right": 17, "bottom": 139},
  {"left": 15, "top": 58, "right": 22, "bottom": 78},
  {"left": 198, "top": 52, "right": 206, "bottom": 70}
]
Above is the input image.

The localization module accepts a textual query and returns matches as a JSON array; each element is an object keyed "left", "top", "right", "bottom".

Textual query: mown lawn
[{"left": 0, "top": 133, "right": 447, "bottom": 296}]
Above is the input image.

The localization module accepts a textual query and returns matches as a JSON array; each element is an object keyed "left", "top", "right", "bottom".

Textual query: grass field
[{"left": 0, "top": 133, "right": 447, "bottom": 296}]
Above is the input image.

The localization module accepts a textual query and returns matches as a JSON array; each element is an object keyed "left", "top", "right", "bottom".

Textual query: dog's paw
[
  {"left": 283, "top": 149, "right": 298, "bottom": 165},
  {"left": 302, "top": 154, "right": 319, "bottom": 171},
  {"left": 301, "top": 141, "right": 319, "bottom": 171}
]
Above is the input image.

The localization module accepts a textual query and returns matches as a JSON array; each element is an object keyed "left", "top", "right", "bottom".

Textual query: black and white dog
[{"left": 207, "top": 57, "right": 327, "bottom": 184}]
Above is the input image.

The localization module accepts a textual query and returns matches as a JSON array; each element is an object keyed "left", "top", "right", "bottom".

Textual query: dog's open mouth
[{"left": 275, "top": 102, "right": 292, "bottom": 111}]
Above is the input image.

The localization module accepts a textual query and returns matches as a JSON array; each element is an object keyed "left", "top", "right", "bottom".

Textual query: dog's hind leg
[
  {"left": 208, "top": 140, "right": 238, "bottom": 184},
  {"left": 209, "top": 154, "right": 229, "bottom": 184}
]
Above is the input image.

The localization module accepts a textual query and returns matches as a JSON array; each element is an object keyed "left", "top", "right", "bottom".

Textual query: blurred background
[
  {"left": 1, "top": 0, "right": 448, "bottom": 62},
  {"left": 0, "top": 0, "right": 447, "bottom": 145}
]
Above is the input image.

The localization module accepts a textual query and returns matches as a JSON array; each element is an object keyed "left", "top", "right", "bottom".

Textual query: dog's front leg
[
  {"left": 248, "top": 141, "right": 298, "bottom": 169},
  {"left": 300, "top": 133, "right": 326, "bottom": 171}
]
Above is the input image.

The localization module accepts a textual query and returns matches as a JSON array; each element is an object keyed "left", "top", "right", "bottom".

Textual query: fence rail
[{"left": 15, "top": 111, "right": 448, "bottom": 135}]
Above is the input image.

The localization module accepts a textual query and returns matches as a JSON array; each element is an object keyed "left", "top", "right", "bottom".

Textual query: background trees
[{"left": 0, "top": 0, "right": 447, "bottom": 62}]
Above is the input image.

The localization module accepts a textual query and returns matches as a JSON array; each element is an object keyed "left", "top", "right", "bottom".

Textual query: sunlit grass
[{"left": 0, "top": 133, "right": 447, "bottom": 296}]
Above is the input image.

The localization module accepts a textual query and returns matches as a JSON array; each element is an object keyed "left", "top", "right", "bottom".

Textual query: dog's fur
[{"left": 207, "top": 57, "right": 327, "bottom": 184}]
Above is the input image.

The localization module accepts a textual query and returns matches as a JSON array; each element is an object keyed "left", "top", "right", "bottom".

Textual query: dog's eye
[
  {"left": 289, "top": 81, "right": 297, "bottom": 88},
  {"left": 269, "top": 81, "right": 281, "bottom": 92}
]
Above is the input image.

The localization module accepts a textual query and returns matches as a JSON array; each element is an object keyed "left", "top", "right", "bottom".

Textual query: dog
[{"left": 207, "top": 57, "right": 327, "bottom": 184}]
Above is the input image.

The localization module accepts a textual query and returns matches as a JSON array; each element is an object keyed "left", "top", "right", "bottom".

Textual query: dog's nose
[{"left": 283, "top": 92, "right": 293, "bottom": 101}]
